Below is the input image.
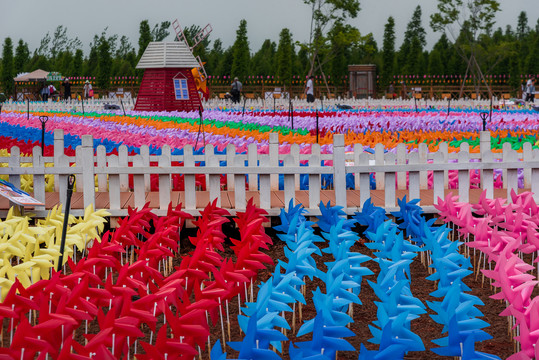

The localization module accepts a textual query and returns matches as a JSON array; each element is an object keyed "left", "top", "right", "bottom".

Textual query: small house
[{"left": 135, "top": 42, "right": 202, "bottom": 112}]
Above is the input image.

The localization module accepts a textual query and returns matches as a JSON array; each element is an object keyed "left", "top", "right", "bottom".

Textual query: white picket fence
[
  {"left": 1, "top": 98, "right": 136, "bottom": 114},
  {"left": 1, "top": 129, "right": 538, "bottom": 218},
  {"left": 1, "top": 97, "right": 500, "bottom": 114}
]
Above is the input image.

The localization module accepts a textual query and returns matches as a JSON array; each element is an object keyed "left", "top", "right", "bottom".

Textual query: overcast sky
[{"left": 1, "top": 0, "right": 538, "bottom": 55}]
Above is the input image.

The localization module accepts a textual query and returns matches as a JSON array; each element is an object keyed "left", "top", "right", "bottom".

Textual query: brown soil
[{"left": 198, "top": 220, "right": 514, "bottom": 360}]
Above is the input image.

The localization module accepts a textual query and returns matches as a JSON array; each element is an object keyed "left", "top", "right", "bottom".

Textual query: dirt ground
[{"left": 181, "top": 218, "right": 515, "bottom": 360}]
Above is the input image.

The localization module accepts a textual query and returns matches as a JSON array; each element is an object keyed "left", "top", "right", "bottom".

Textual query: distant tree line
[{"left": 1, "top": 6, "right": 539, "bottom": 96}]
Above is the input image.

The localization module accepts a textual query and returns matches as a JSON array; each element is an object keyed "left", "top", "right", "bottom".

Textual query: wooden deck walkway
[{"left": 0, "top": 188, "right": 526, "bottom": 219}]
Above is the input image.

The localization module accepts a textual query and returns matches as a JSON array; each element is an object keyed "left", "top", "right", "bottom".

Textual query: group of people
[
  {"left": 39, "top": 79, "right": 93, "bottom": 101},
  {"left": 228, "top": 75, "right": 316, "bottom": 103}
]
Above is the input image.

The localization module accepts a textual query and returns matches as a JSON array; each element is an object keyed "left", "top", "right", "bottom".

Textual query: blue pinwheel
[{"left": 291, "top": 313, "right": 355, "bottom": 360}]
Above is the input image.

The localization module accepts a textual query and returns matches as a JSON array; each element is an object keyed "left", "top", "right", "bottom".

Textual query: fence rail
[{"left": 1, "top": 129, "right": 538, "bottom": 218}]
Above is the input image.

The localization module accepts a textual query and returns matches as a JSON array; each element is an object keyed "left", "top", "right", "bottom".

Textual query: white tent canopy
[{"left": 14, "top": 69, "right": 49, "bottom": 82}]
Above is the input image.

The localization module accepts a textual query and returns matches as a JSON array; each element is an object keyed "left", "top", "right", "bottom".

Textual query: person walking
[
  {"left": 526, "top": 76, "right": 535, "bottom": 102},
  {"left": 230, "top": 77, "right": 242, "bottom": 103},
  {"left": 62, "top": 78, "right": 72, "bottom": 101},
  {"left": 40, "top": 83, "right": 50, "bottom": 102},
  {"left": 83, "top": 80, "right": 93, "bottom": 99},
  {"left": 529, "top": 78, "right": 536, "bottom": 104},
  {"left": 306, "top": 75, "right": 314, "bottom": 103}
]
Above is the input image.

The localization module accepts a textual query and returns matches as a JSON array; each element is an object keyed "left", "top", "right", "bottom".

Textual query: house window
[{"left": 174, "top": 78, "right": 189, "bottom": 100}]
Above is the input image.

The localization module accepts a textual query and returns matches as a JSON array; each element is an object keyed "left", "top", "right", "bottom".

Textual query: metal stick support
[
  {"left": 480, "top": 112, "right": 488, "bottom": 132},
  {"left": 489, "top": 97, "right": 493, "bottom": 123},
  {"left": 291, "top": 101, "right": 294, "bottom": 130},
  {"left": 195, "top": 106, "right": 205, "bottom": 150},
  {"left": 120, "top": 98, "right": 126, "bottom": 116},
  {"left": 316, "top": 110, "right": 319, "bottom": 144},
  {"left": 57, "top": 175, "right": 75, "bottom": 272},
  {"left": 39, "top": 116, "right": 48, "bottom": 155}
]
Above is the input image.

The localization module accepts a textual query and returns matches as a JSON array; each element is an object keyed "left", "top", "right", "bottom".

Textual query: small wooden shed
[
  {"left": 135, "top": 42, "right": 202, "bottom": 112},
  {"left": 348, "top": 64, "right": 377, "bottom": 99}
]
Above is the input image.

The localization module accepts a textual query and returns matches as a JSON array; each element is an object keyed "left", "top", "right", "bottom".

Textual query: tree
[
  {"left": 85, "top": 36, "right": 99, "bottom": 76},
  {"left": 327, "top": 21, "right": 361, "bottom": 80},
  {"left": 516, "top": 11, "right": 529, "bottom": 40},
  {"left": 294, "top": 47, "right": 310, "bottom": 75},
  {"left": 276, "top": 29, "right": 295, "bottom": 88},
  {"left": 252, "top": 40, "right": 276, "bottom": 76},
  {"left": 182, "top": 25, "right": 211, "bottom": 60},
  {"left": 57, "top": 51, "right": 74, "bottom": 75},
  {"left": 1, "top": 38, "right": 15, "bottom": 96},
  {"left": 97, "top": 35, "right": 112, "bottom": 90},
  {"left": 49, "top": 26, "right": 82, "bottom": 62},
  {"left": 217, "top": 46, "right": 234, "bottom": 76},
  {"left": 302, "top": 0, "right": 361, "bottom": 79},
  {"left": 433, "top": 33, "right": 451, "bottom": 72},
  {"left": 14, "top": 40, "right": 30, "bottom": 75},
  {"left": 117, "top": 36, "right": 135, "bottom": 59},
  {"left": 430, "top": 0, "right": 501, "bottom": 97},
  {"left": 138, "top": 20, "right": 152, "bottom": 58},
  {"left": 231, "top": 19, "right": 250, "bottom": 80},
  {"left": 399, "top": 6, "right": 426, "bottom": 74},
  {"left": 151, "top": 21, "right": 171, "bottom": 42},
  {"left": 381, "top": 16, "right": 396, "bottom": 88},
  {"left": 405, "top": 6, "right": 427, "bottom": 47},
  {"left": 428, "top": 49, "right": 444, "bottom": 75},
  {"left": 72, "top": 49, "right": 84, "bottom": 76},
  {"left": 206, "top": 39, "right": 224, "bottom": 75},
  {"left": 525, "top": 34, "right": 539, "bottom": 75}
]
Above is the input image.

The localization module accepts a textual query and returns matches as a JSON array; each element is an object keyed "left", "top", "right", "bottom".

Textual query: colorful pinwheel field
[{"left": 1, "top": 105, "right": 539, "bottom": 359}]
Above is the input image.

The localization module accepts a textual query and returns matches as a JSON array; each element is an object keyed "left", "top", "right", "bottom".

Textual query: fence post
[
  {"left": 283, "top": 155, "right": 295, "bottom": 207},
  {"left": 140, "top": 145, "right": 151, "bottom": 192},
  {"left": 308, "top": 152, "right": 321, "bottom": 210},
  {"left": 523, "top": 142, "right": 532, "bottom": 189},
  {"left": 54, "top": 129, "right": 64, "bottom": 192},
  {"left": 506, "top": 148, "right": 518, "bottom": 202},
  {"left": 532, "top": 149, "right": 539, "bottom": 203},
  {"left": 396, "top": 143, "right": 407, "bottom": 190},
  {"left": 457, "top": 150, "right": 469, "bottom": 203},
  {"left": 247, "top": 143, "right": 258, "bottom": 191},
  {"left": 269, "top": 133, "right": 279, "bottom": 190},
  {"left": 333, "top": 134, "right": 346, "bottom": 208},
  {"left": 108, "top": 155, "right": 121, "bottom": 211},
  {"left": 234, "top": 156, "right": 247, "bottom": 210},
  {"left": 184, "top": 145, "right": 196, "bottom": 210},
  {"left": 226, "top": 144, "right": 235, "bottom": 191},
  {"left": 432, "top": 152, "right": 444, "bottom": 204},
  {"left": 206, "top": 144, "right": 221, "bottom": 207},
  {"left": 8, "top": 146, "right": 21, "bottom": 190},
  {"left": 418, "top": 143, "right": 428, "bottom": 190},
  {"left": 408, "top": 152, "right": 420, "bottom": 203},
  {"left": 384, "top": 153, "right": 396, "bottom": 208},
  {"left": 375, "top": 143, "right": 385, "bottom": 190},
  {"left": 81, "top": 135, "right": 95, "bottom": 210},
  {"left": 259, "top": 155, "right": 271, "bottom": 210},
  {"left": 159, "top": 145, "right": 171, "bottom": 210},
  {"left": 96, "top": 145, "right": 107, "bottom": 192},
  {"left": 118, "top": 145, "right": 129, "bottom": 191},
  {"left": 479, "top": 131, "right": 490, "bottom": 190},
  {"left": 32, "top": 147, "right": 46, "bottom": 212}
]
